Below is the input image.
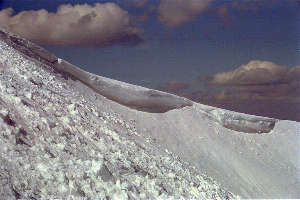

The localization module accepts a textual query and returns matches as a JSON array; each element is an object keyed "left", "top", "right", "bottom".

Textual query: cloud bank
[
  {"left": 201, "top": 60, "right": 300, "bottom": 120},
  {"left": 158, "top": 0, "right": 213, "bottom": 27},
  {"left": 156, "top": 60, "right": 300, "bottom": 121},
  {"left": 0, "top": 3, "right": 143, "bottom": 47},
  {"left": 207, "top": 60, "right": 296, "bottom": 86}
]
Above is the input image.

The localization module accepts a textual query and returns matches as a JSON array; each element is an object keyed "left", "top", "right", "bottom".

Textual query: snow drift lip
[
  {"left": 195, "top": 104, "right": 278, "bottom": 133},
  {"left": 0, "top": 29, "right": 57, "bottom": 65},
  {"left": 54, "top": 59, "right": 194, "bottom": 113},
  {"left": 0, "top": 28, "right": 277, "bottom": 133},
  {"left": 0, "top": 28, "right": 193, "bottom": 113},
  {"left": 210, "top": 108, "right": 277, "bottom": 133}
]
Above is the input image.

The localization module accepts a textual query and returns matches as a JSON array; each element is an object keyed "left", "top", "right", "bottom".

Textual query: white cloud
[
  {"left": 158, "top": 0, "right": 213, "bottom": 27},
  {"left": 286, "top": 66, "right": 300, "bottom": 82},
  {"left": 0, "top": 3, "right": 143, "bottom": 46},
  {"left": 208, "top": 60, "right": 290, "bottom": 85}
]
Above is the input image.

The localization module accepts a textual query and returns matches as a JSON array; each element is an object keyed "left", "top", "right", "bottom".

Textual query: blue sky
[{"left": 0, "top": 0, "right": 298, "bottom": 85}]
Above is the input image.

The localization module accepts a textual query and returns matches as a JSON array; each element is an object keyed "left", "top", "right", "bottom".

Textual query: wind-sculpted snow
[
  {"left": 0, "top": 29, "right": 193, "bottom": 113},
  {"left": 0, "top": 28, "right": 278, "bottom": 134},
  {"left": 53, "top": 59, "right": 277, "bottom": 133},
  {"left": 0, "top": 28, "right": 299, "bottom": 198},
  {"left": 0, "top": 35, "right": 235, "bottom": 199},
  {"left": 54, "top": 59, "right": 194, "bottom": 113},
  {"left": 198, "top": 104, "right": 277, "bottom": 133},
  {"left": 0, "top": 29, "right": 57, "bottom": 65}
]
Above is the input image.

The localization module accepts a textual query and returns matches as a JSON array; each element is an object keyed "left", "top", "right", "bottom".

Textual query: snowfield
[{"left": 0, "top": 28, "right": 299, "bottom": 199}]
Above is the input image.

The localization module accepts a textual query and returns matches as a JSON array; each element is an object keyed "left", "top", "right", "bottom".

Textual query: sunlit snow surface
[{"left": 0, "top": 28, "right": 299, "bottom": 198}]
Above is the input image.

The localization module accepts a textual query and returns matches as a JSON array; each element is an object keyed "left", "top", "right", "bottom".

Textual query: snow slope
[{"left": 0, "top": 28, "right": 299, "bottom": 198}]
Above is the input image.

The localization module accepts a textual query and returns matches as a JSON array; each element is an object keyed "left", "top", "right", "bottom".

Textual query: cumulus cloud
[
  {"left": 207, "top": 60, "right": 300, "bottom": 100},
  {"left": 207, "top": 60, "right": 293, "bottom": 86},
  {"left": 151, "top": 61, "right": 300, "bottom": 121},
  {"left": 0, "top": 3, "right": 143, "bottom": 47},
  {"left": 285, "top": 66, "right": 300, "bottom": 82},
  {"left": 184, "top": 60, "right": 300, "bottom": 121},
  {"left": 158, "top": 0, "right": 213, "bottom": 27}
]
